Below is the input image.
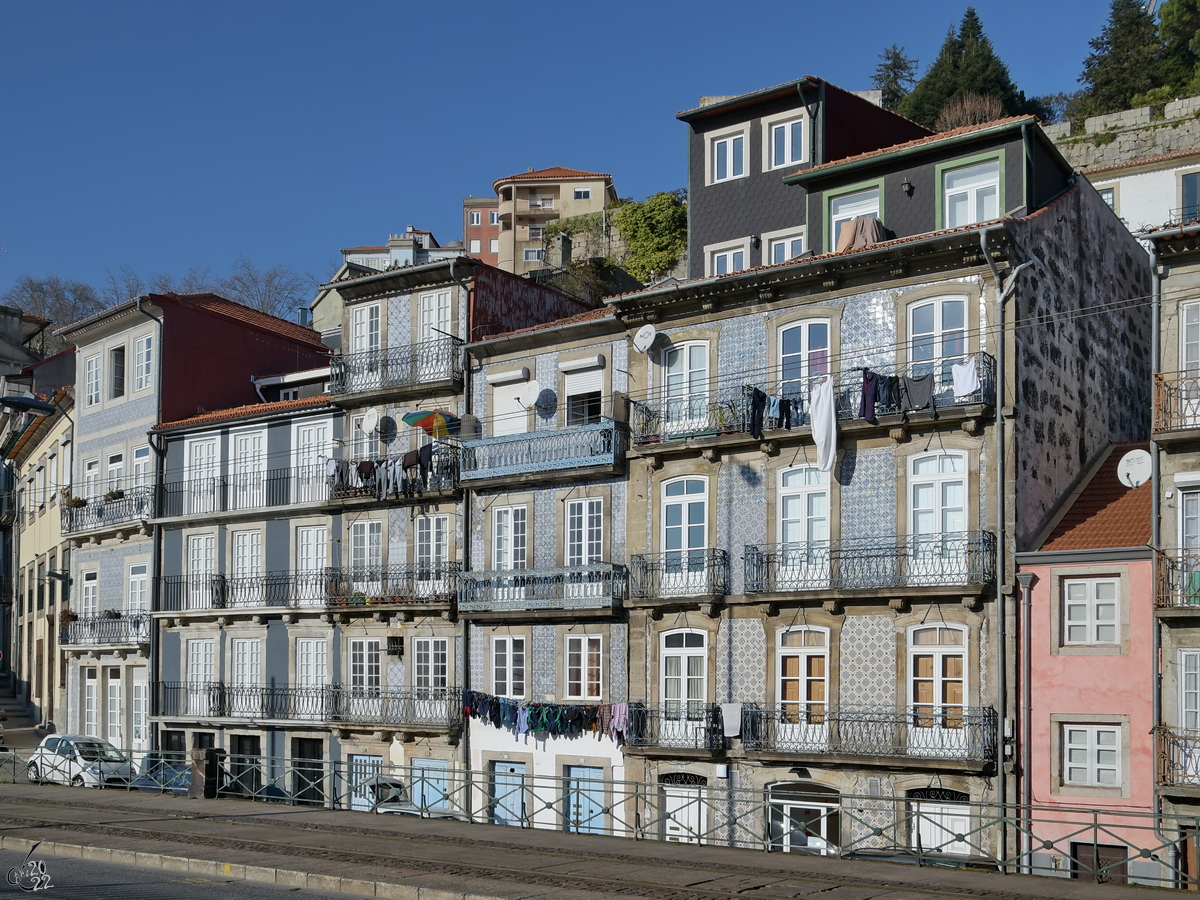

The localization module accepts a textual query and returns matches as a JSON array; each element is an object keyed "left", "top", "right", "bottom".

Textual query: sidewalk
[{"left": 0, "top": 782, "right": 1170, "bottom": 899}]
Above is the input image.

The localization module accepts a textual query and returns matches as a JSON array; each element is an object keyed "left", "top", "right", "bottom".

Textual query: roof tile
[
  {"left": 492, "top": 166, "right": 612, "bottom": 189},
  {"left": 1041, "top": 442, "right": 1151, "bottom": 551},
  {"left": 154, "top": 395, "right": 331, "bottom": 431}
]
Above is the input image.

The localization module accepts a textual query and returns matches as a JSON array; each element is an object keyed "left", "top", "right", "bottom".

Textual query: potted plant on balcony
[
  {"left": 104, "top": 488, "right": 125, "bottom": 502},
  {"left": 102, "top": 608, "right": 122, "bottom": 619},
  {"left": 348, "top": 592, "right": 367, "bottom": 607},
  {"left": 715, "top": 401, "right": 739, "bottom": 436},
  {"left": 67, "top": 495, "right": 87, "bottom": 509},
  {"left": 639, "top": 411, "right": 662, "bottom": 445},
  {"left": 61, "top": 608, "right": 78, "bottom": 623}
]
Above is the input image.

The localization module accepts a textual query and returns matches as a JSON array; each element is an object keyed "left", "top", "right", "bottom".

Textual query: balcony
[
  {"left": 460, "top": 420, "right": 627, "bottom": 486},
  {"left": 744, "top": 532, "right": 997, "bottom": 597},
  {"left": 629, "top": 550, "right": 729, "bottom": 601},
  {"left": 329, "top": 337, "right": 462, "bottom": 397},
  {"left": 1155, "top": 550, "right": 1200, "bottom": 615},
  {"left": 156, "top": 464, "right": 328, "bottom": 520},
  {"left": 742, "top": 706, "right": 996, "bottom": 768},
  {"left": 157, "top": 682, "right": 459, "bottom": 731},
  {"left": 516, "top": 198, "right": 556, "bottom": 217},
  {"left": 330, "top": 446, "right": 460, "bottom": 502},
  {"left": 62, "top": 483, "right": 153, "bottom": 534},
  {"left": 458, "top": 563, "right": 627, "bottom": 617},
  {"left": 624, "top": 703, "right": 726, "bottom": 753},
  {"left": 60, "top": 613, "right": 150, "bottom": 646},
  {"left": 628, "top": 351, "right": 996, "bottom": 447},
  {"left": 1154, "top": 371, "right": 1200, "bottom": 438},
  {"left": 1158, "top": 727, "right": 1200, "bottom": 792},
  {"left": 158, "top": 564, "right": 459, "bottom": 613}
]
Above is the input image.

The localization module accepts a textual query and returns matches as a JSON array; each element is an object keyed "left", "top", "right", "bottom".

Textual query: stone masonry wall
[{"left": 1046, "top": 96, "right": 1200, "bottom": 169}]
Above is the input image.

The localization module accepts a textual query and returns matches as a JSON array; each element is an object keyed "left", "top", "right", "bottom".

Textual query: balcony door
[
  {"left": 293, "top": 421, "right": 329, "bottom": 504},
  {"left": 230, "top": 638, "right": 261, "bottom": 717},
  {"left": 779, "top": 320, "right": 830, "bottom": 413},
  {"left": 909, "top": 296, "right": 967, "bottom": 386},
  {"left": 349, "top": 303, "right": 381, "bottom": 391},
  {"left": 347, "top": 638, "right": 381, "bottom": 720},
  {"left": 492, "top": 506, "right": 527, "bottom": 600},
  {"left": 418, "top": 290, "right": 452, "bottom": 381},
  {"left": 662, "top": 342, "right": 708, "bottom": 435},
  {"left": 1180, "top": 651, "right": 1200, "bottom": 783},
  {"left": 777, "top": 628, "right": 829, "bottom": 750},
  {"left": 908, "top": 625, "right": 967, "bottom": 757},
  {"left": 296, "top": 638, "right": 329, "bottom": 721},
  {"left": 660, "top": 630, "right": 708, "bottom": 748},
  {"left": 778, "top": 467, "right": 829, "bottom": 589},
  {"left": 295, "top": 526, "right": 328, "bottom": 606},
  {"left": 661, "top": 478, "right": 708, "bottom": 595},
  {"left": 186, "top": 439, "right": 220, "bottom": 515},
  {"left": 350, "top": 520, "right": 382, "bottom": 596},
  {"left": 415, "top": 515, "right": 448, "bottom": 598},
  {"left": 1182, "top": 303, "right": 1200, "bottom": 424},
  {"left": 231, "top": 530, "right": 262, "bottom": 607},
  {"left": 187, "top": 638, "right": 216, "bottom": 717},
  {"left": 909, "top": 453, "right": 966, "bottom": 584},
  {"left": 187, "top": 534, "right": 215, "bottom": 610},
  {"left": 231, "top": 431, "right": 266, "bottom": 510},
  {"left": 565, "top": 498, "right": 603, "bottom": 598}
]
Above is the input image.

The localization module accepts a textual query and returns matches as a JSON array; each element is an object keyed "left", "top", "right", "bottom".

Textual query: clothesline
[{"left": 462, "top": 689, "right": 631, "bottom": 744}]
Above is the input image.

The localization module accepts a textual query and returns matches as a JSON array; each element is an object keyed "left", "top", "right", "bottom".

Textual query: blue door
[
  {"left": 490, "top": 761, "right": 526, "bottom": 826},
  {"left": 411, "top": 757, "right": 449, "bottom": 812},
  {"left": 348, "top": 755, "right": 383, "bottom": 812},
  {"left": 565, "top": 765, "right": 605, "bottom": 834}
]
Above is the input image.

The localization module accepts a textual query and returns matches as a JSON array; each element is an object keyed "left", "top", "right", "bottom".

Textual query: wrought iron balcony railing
[
  {"left": 1158, "top": 726, "right": 1200, "bottom": 787},
  {"left": 157, "top": 464, "right": 328, "bottom": 518},
  {"left": 459, "top": 563, "right": 627, "bottom": 613},
  {"left": 157, "top": 681, "right": 459, "bottom": 729},
  {"left": 461, "top": 419, "right": 627, "bottom": 482},
  {"left": 744, "top": 532, "right": 997, "bottom": 593},
  {"left": 630, "top": 550, "right": 729, "bottom": 599},
  {"left": 624, "top": 703, "right": 726, "bottom": 751},
  {"left": 60, "top": 613, "right": 150, "bottom": 645},
  {"left": 628, "top": 351, "right": 996, "bottom": 444},
  {"left": 330, "top": 446, "right": 459, "bottom": 500},
  {"left": 329, "top": 337, "right": 463, "bottom": 395},
  {"left": 1154, "top": 371, "right": 1200, "bottom": 433},
  {"left": 158, "top": 563, "right": 460, "bottom": 612},
  {"left": 1155, "top": 550, "right": 1200, "bottom": 610},
  {"left": 741, "top": 705, "right": 996, "bottom": 762},
  {"left": 62, "top": 484, "right": 153, "bottom": 533}
]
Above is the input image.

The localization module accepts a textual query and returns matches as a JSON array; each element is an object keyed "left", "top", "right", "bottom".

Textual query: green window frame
[
  {"left": 935, "top": 150, "right": 1006, "bottom": 232},
  {"left": 823, "top": 178, "right": 885, "bottom": 253}
]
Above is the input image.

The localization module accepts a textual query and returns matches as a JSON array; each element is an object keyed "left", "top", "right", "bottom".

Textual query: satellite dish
[
  {"left": 534, "top": 388, "right": 558, "bottom": 417},
  {"left": 360, "top": 408, "right": 380, "bottom": 433},
  {"left": 1117, "top": 449, "right": 1152, "bottom": 489},
  {"left": 632, "top": 324, "right": 658, "bottom": 354}
]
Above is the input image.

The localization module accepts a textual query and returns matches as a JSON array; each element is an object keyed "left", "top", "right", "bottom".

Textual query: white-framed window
[
  {"left": 1183, "top": 302, "right": 1200, "bottom": 377},
  {"left": 296, "top": 638, "right": 329, "bottom": 693},
  {"left": 712, "top": 133, "right": 745, "bottom": 183},
  {"left": 778, "top": 627, "right": 828, "bottom": 718},
  {"left": 350, "top": 519, "right": 383, "bottom": 588},
  {"left": 128, "top": 564, "right": 148, "bottom": 613},
  {"left": 1098, "top": 186, "right": 1115, "bottom": 209},
  {"left": 83, "top": 669, "right": 97, "bottom": 736},
  {"left": 1062, "top": 578, "right": 1118, "bottom": 645},
  {"left": 523, "top": 248, "right": 544, "bottom": 262},
  {"left": 1184, "top": 171, "right": 1200, "bottom": 220},
  {"left": 489, "top": 238, "right": 499, "bottom": 254},
  {"left": 830, "top": 187, "right": 880, "bottom": 248},
  {"left": 186, "top": 437, "right": 219, "bottom": 513},
  {"left": 187, "top": 532, "right": 216, "bottom": 610},
  {"left": 231, "top": 529, "right": 262, "bottom": 605},
  {"left": 132, "top": 682, "right": 148, "bottom": 746},
  {"left": 417, "top": 515, "right": 448, "bottom": 568},
  {"left": 1182, "top": 650, "right": 1200, "bottom": 731},
  {"left": 1063, "top": 724, "right": 1120, "bottom": 787},
  {"left": 908, "top": 624, "right": 966, "bottom": 725},
  {"left": 662, "top": 341, "right": 708, "bottom": 428},
  {"left": 419, "top": 289, "right": 451, "bottom": 344},
  {"left": 350, "top": 303, "right": 381, "bottom": 354},
  {"left": 779, "top": 319, "right": 830, "bottom": 401},
  {"left": 349, "top": 638, "right": 381, "bottom": 690},
  {"left": 768, "top": 233, "right": 805, "bottom": 265},
  {"left": 493, "top": 506, "right": 528, "bottom": 570},
  {"left": 414, "top": 637, "right": 448, "bottom": 690},
  {"left": 109, "top": 346, "right": 126, "bottom": 399},
  {"left": 662, "top": 476, "right": 708, "bottom": 565},
  {"left": 566, "top": 634, "right": 602, "bottom": 700},
  {"left": 469, "top": 239, "right": 482, "bottom": 253},
  {"left": 661, "top": 629, "right": 706, "bottom": 716},
  {"left": 132, "top": 446, "right": 150, "bottom": 488},
  {"left": 281, "top": 387, "right": 300, "bottom": 400},
  {"left": 489, "top": 210, "right": 500, "bottom": 226},
  {"left": 910, "top": 295, "right": 967, "bottom": 379},
  {"left": 779, "top": 466, "right": 829, "bottom": 552},
  {"left": 188, "top": 637, "right": 216, "bottom": 682},
  {"left": 81, "top": 570, "right": 98, "bottom": 616},
  {"left": 573, "top": 187, "right": 591, "bottom": 201},
  {"left": 295, "top": 525, "right": 328, "bottom": 604},
  {"left": 566, "top": 498, "right": 603, "bottom": 566},
  {"left": 107, "top": 453, "right": 123, "bottom": 488},
  {"left": 492, "top": 635, "right": 526, "bottom": 699},
  {"left": 85, "top": 355, "right": 101, "bottom": 407},
  {"left": 134, "top": 334, "right": 153, "bottom": 391},
  {"left": 769, "top": 117, "right": 805, "bottom": 170},
  {"left": 708, "top": 243, "right": 746, "bottom": 276},
  {"left": 469, "top": 210, "right": 482, "bottom": 226},
  {"left": 34, "top": 466, "right": 45, "bottom": 508},
  {"left": 910, "top": 452, "right": 966, "bottom": 538},
  {"left": 944, "top": 159, "right": 1000, "bottom": 228},
  {"left": 83, "top": 459, "right": 98, "bottom": 500}
]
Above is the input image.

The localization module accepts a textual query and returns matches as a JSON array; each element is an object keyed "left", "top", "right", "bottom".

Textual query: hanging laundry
[
  {"left": 781, "top": 397, "right": 794, "bottom": 430},
  {"left": 859, "top": 369, "right": 880, "bottom": 423},
  {"left": 749, "top": 388, "right": 767, "bottom": 439},
  {"left": 720, "top": 702, "right": 743, "bottom": 738},
  {"left": 952, "top": 356, "right": 980, "bottom": 397},
  {"left": 609, "top": 702, "right": 628, "bottom": 742},
  {"left": 766, "top": 394, "right": 781, "bottom": 420},
  {"left": 900, "top": 372, "right": 936, "bottom": 414},
  {"left": 811, "top": 376, "right": 837, "bottom": 472}
]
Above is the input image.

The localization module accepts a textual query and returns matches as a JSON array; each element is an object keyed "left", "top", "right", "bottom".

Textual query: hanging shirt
[
  {"left": 859, "top": 369, "right": 879, "bottom": 423},
  {"left": 811, "top": 376, "right": 837, "bottom": 472},
  {"left": 900, "top": 373, "right": 936, "bottom": 413},
  {"left": 720, "top": 703, "right": 743, "bottom": 738},
  {"left": 952, "top": 357, "right": 980, "bottom": 397}
]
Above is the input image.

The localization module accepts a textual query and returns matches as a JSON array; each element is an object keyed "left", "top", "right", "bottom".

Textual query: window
[
  {"left": 280, "top": 387, "right": 299, "bottom": 401},
  {"left": 417, "top": 515, "right": 448, "bottom": 568},
  {"left": 573, "top": 187, "right": 591, "bottom": 201},
  {"left": 528, "top": 194, "right": 553, "bottom": 210},
  {"left": 109, "top": 346, "right": 126, "bottom": 398},
  {"left": 1063, "top": 725, "right": 1120, "bottom": 787},
  {"left": 910, "top": 452, "right": 966, "bottom": 547},
  {"left": 564, "top": 363, "right": 604, "bottom": 426},
  {"left": 85, "top": 355, "right": 100, "bottom": 407},
  {"left": 81, "top": 571, "right": 98, "bottom": 617},
  {"left": 34, "top": 466, "right": 45, "bottom": 508},
  {"left": 661, "top": 478, "right": 708, "bottom": 594},
  {"left": 418, "top": 290, "right": 451, "bottom": 345},
  {"left": 107, "top": 453, "right": 123, "bottom": 489},
  {"left": 188, "top": 638, "right": 215, "bottom": 682},
  {"left": 132, "top": 446, "right": 150, "bottom": 488},
  {"left": 566, "top": 498, "right": 603, "bottom": 566},
  {"left": 778, "top": 467, "right": 829, "bottom": 572},
  {"left": 910, "top": 296, "right": 967, "bottom": 380},
  {"left": 710, "top": 246, "right": 745, "bottom": 276},
  {"left": 712, "top": 133, "right": 745, "bottom": 183},
  {"left": 128, "top": 564, "right": 148, "bottom": 613},
  {"left": 943, "top": 159, "right": 1000, "bottom": 228},
  {"left": 350, "top": 303, "right": 381, "bottom": 354},
  {"left": 770, "top": 118, "right": 805, "bottom": 170},
  {"left": 350, "top": 520, "right": 383, "bottom": 593},
  {"left": 349, "top": 638, "right": 381, "bottom": 691},
  {"left": 134, "top": 335, "right": 153, "bottom": 391},
  {"left": 295, "top": 525, "right": 327, "bottom": 604},
  {"left": 830, "top": 187, "right": 880, "bottom": 248},
  {"left": 489, "top": 210, "right": 500, "bottom": 226},
  {"left": 296, "top": 638, "right": 328, "bottom": 702},
  {"left": 528, "top": 225, "right": 544, "bottom": 241},
  {"left": 469, "top": 239, "right": 482, "bottom": 253},
  {"left": 1184, "top": 651, "right": 1200, "bottom": 731},
  {"left": 661, "top": 630, "right": 706, "bottom": 716},
  {"left": 84, "top": 669, "right": 97, "bottom": 736},
  {"left": 768, "top": 234, "right": 805, "bottom": 265},
  {"left": 663, "top": 341, "right": 708, "bottom": 428},
  {"left": 779, "top": 320, "right": 829, "bottom": 402},
  {"left": 489, "top": 239, "right": 499, "bottom": 254},
  {"left": 524, "top": 248, "right": 544, "bottom": 262},
  {"left": 1183, "top": 171, "right": 1199, "bottom": 221},
  {"left": 492, "top": 636, "right": 526, "bottom": 699},
  {"left": 778, "top": 628, "right": 828, "bottom": 721},
  {"left": 908, "top": 625, "right": 965, "bottom": 728},
  {"left": 469, "top": 210, "right": 482, "bottom": 226},
  {"left": 414, "top": 637, "right": 448, "bottom": 690},
  {"left": 132, "top": 682, "right": 148, "bottom": 747},
  {"left": 1063, "top": 578, "right": 1118, "bottom": 645},
  {"left": 187, "top": 533, "right": 216, "bottom": 609},
  {"left": 566, "top": 635, "right": 602, "bottom": 699},
  {"left": 1098, "top": 187, "right": 1115, "bottom": 209},
  {"left": 493, "top": 506, "right": 527, "bottom": 570}
]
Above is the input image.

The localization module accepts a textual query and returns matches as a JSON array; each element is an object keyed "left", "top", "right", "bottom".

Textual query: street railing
[
  {"left": 60, "top": 613, "right": 150, "bottom": 645},
  {"left": 458, "top": 562, "right": 627, "bottom": 613},
  {"left": 157, "top": 464, "right": 327, "bottom": 518},
  {"left": 461, "top": 419, "right": 627, "bottom": 482},
  {"left": 1, "top": 749, "right": 1196, "bottom": 887},
  {"left": 62, "top": 484, "right": 153, "bottom": 533},
  {"left": 329, "top": 337, "right": 463, "bottom": 395},
  {"left": 744, "top": 532, "right": 997, "bottom": 592}
]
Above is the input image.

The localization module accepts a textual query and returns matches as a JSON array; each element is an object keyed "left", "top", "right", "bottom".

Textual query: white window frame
[
  {"left": 660, "top": 477, "right": 709, "bottom": 593},
  {"left": 469, "top": 239, "right": 482, "bottom": 253},
  {"left": 565, "top": 498, "right": 604, "bottom": 567},
  {"left": 777, "top": 626, "right": 829, "bottom": 718},
  {"left": 1182, "top": 650, "right": 1200, "bottom": 731},
  {"left": 565, "top": 634, "right": 603, "bottom": 700},
  {"left": 109, "top": 345, "right": 126, "bottom": 399},
  {"left": 779, "top": 318, "right": 831, "bottom": 401},
  {"left": 660, "top": 629, "right": 707, "bottom": 716},
  {"left": 83, "top": 459, "right": 98, "bottom": 500},
  {"left": 573, "top": 187, "right": 592, "bottom": 201},
  {"left": 133, "top": 334, "right": 153, "bottom": 392},
  {"left": 523, "top": 248, "right": 544, "bottom": 262},
  {"left": 907, "top": 623, "right": 967, "bottom": 719},
  {"left": 489, "top": 210, "right": 500, "bottom": 226},
  {"left": 85, "top": 355, "right": 101, "bottom": 407},
  {"left": 349, "top": 638, "right": 381, "bottom": 690},
  {"left": 764, "top": 229, "right": 806, "bottom": 265},
  {"left": 908, "top": 295, "right": 968, "bottom": 377},
  {"left": 83, "top": 670, "right": 97, "bottom": 736},
  {"left": 469, "top": 210, "right": 481, "bottom": 226},
  {"left": 1062, "top": 724, "right": 1120, "bottom": 787},
  {"left": 416, "top": 514, "right": 448, "bottom": 568},
  {"left": 350, "top": 302, "right": 381, "bottom": 354},
  {"left": 81, "top": 570, "right": 98, "bottom": 616},
  {"left": 492, "top": 635, "right": 526, "bottom": 699},
  {"left": 764, "top": 114, "right": 806, "bottom": 171},
  {"left": 489, "top": 238, "right": 499, "bottom": 254},
  {"left": 709, "top": 128, "right": 747, "bottom": 184},
  {"left": 778, "top": 466, "right": 830, "bottom": 574},
  {"left": 419, "top": 289, "right": 452, "bottom": 343},
  {"left": 909, "top": 451, "right": 968, "bottom": 538},
  {"left": 661, "top": 340, "right": 709, "bottom": 431},
  {"left": 131, "top": 682, "right": 148, "bottom": 747},
  {"left": 705, "top": 238, "right": 749, "bottom": 277},
  {"left": 413, "top": 636, "right": 448, "bottom": 690},
  {"left": 943, "top": 158, "right": 1000, "bottom": 229},
  {"left": 127, "top": 564, "right": 148, "bottom": 613},
  {"left": 1062, "top": 577, "right": 1119, "bottom": 646},
  {"left": 829, "top": 187, "right": 880, "bottom": 248},
  {"left": 492, "top": 505, "right": 528, "bottom": 571},
  {"left": 132, "top": 446, "right": 151, "bottom": 489}
]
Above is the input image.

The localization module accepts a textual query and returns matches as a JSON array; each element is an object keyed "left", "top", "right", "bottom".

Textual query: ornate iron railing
[
  {"left": 1155, "top": 371, "right": 1200, "bottom": 432},
  {"left": 62, "top": 484, "right": 153, "bottom": 533},
  {"left": 741, "top": 706, "right": 996, "bottom": 762},
  {"left": 329, "top": 337, "right": 462, "bottom": 395},
  {"left": 744, "top": 532, "right": 997, "bottom": 592},
  {"left": 157, "top": 463, "right": 328, "bottom": 518},
  {"left": 330, "top": 446, "right": 459, "bottom": 500},
  {"left": 461, "top": 420, "right": 627, "bottom": 482},
  {"left": 625, "top": 703, "right": 726, "bottom": 751},
  {"left": 629, "top": 549, "right": 729, "bottom": 599},
  {"left": 157, "top": 682, "right": 459, "bottom": 728},
  {"left": 159, "top": 564, "right": 460, "bottom": 612},
  {"left": 1158, "top": 726, "right": 1200, "bottom": 787},
  {"left": 459, "top": 563, "right": 627, "bottom": 613},
  {"left": 59, "top": 613, "right": 150, "bottom": 645},
  {"left": 628, "top": 351, "right": 995, "bottom": 444},
  {"left": 1155, "top": 550, "right": 1200, "bottom": 609}
]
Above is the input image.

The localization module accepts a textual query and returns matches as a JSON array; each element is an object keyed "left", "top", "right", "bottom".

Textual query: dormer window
[
  {"left": 943, "top": 159, "right": 1000, "bottom": 228},
  {"left": 829, "top": 187, "right": 880, "bottom": 249}
]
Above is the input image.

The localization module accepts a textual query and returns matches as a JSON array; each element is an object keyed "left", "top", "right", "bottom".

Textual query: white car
[
  {"left": 26, "top": 735, "right": 135, "bottom": 788},
  {"left": 361, "top": 775, "right": 468, "bottom": 820}
]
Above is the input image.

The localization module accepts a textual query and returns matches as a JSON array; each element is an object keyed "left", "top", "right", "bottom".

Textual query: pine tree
[
  {"left": 1076, "top": 0, "right": 1164, "bottom": 116},
  {"left": 1159, "top": 0, "right": 1200, "bottom": 95},
  {"left": 872, "top": 45, "right": 918, "bottom": 111}
]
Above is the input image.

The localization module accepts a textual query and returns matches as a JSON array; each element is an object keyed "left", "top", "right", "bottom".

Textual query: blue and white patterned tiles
[
  {"left": 840, "top": 447, "right": 897, "bottom": 540},
  {"left": 838, "top": 615, "right": 896, "bottom": 708},
  {"left": 611, "top": 339, "right": 629, "bottom": 395},
  {"left": 717, "top": 462, "right": 767, "bottom": 595},
  {"left": 609, "top": 623, "right": 628, "bottom": 702},
  {"left": 715, "top": 619, "right": 766, "bottom": 704},
  {"left": 387, "top": 293, "right": 412, "bottom": 347},
  {"left": 469, "top": 624, "right": 484, "bottom": 689},
  {"left": 533, "top": 490, "right": 556, "bottom": 568},
  {"left": 838, "top": 290, "right": 898, "bottom": 371},
  {"left": 717, "top": 316, "right": 767, "bottom": 381},
  {"left": 387, "top": 660, "right": 405, "bottom": 690},
  {"left": 533, "top": 352, "right": 558, "bottom": 432},
  {"left": 531, "top": 624, "right": 557, "bottom": 699}
]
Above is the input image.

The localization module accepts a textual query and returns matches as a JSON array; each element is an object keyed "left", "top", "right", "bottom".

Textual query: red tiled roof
[
  {"left": 7, "top": 388, "right": 71, "bottom": 461},
  {"left": 492, "top": 167, "right": 612, "bottom": 189},
  {"left": 1085, "top": 147, "right": 1200, "bottom": 176},
  {"left": 154, "top": 395, "right": 331, "bottom": 431},
  {"left": 1041, "top": 442, "right": 1151, "bottom": 551},
  {"left": 786, "top": 115, "right": 1037, "bottom": 181},
  {"left": 173, "top": 293, "right": 326, "bottom": 348},
  {"left": 342, "top": 245, "right": 389, "bottom": 252}
]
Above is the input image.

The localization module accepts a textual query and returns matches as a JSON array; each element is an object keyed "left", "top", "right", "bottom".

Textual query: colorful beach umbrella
[{"left": 401, "top": 409, "right": 461, "bottom": 438}]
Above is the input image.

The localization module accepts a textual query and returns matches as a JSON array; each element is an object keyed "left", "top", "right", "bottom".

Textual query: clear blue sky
[{"left": 0, "top": 0, "right": 1109, "bottom": 297}]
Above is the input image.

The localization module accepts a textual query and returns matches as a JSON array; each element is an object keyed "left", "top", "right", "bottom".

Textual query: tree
[
  {"left": 872, "top": 45, "right": 918, "bottom": 110},
  {"left": 1159, "top": 0, "right": 1200, "bottom": 96},
  {"left": 218, "top": 258, "right": 311, "bottom": 320},
  {"left": 611, "top": 191, "right": 688, "bottom": 283},
  {"left": 936, "top": 93, "right": 1006, "bottom": 131},
  {"left": 1, "top": 275, "right": 104, "bottom": 356},
  {"left": 1076, "top": 0, "right": 1164, "bottom": 116}
]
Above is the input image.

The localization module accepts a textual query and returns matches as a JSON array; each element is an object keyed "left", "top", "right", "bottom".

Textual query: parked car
[
  {"left": 361, "top": 775, "right": 468, "bottom": 820},
  {"left": 130, "top": 751, "right": 191, "bottom": 794},
  {"left": 26, "top": 735, "right": 135, "bottom": 787}
]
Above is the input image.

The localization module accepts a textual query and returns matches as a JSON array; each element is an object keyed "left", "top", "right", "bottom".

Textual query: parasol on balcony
[{"left": 401, "top": 409, "right": 461, "bottom": 439}]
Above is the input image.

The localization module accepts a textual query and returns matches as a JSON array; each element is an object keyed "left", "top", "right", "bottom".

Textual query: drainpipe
[
  {"left": 1150, "top": 238, "right": 1165, "bottom": 846},
  {"left": 1015, "top": 571, "right": 1035, "bottom": 875},
  {"left": 449, "top": 258, "right": 472, "bottom": 775}
]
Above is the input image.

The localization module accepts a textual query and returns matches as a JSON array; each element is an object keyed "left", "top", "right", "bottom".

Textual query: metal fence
[
  {"left": 1154, "top": 371, "right": 1200, "bottom": 433},
  {"left": 329, "top": 337, "right": 463, "bottom": 395},
  {"left": 59, "top": 613, "right": 150, "bottom": 646},
  {"left": 2, "top": 749, "right": 1197, "bottom": 887},
  {"left": 157, "top": 464, "right": 328, "bottom": 518},
  {"left": 744, "top": 532, "right": 997, "bottom": 592},
  {"left": 461, "top": 419, "right": 627, "bottom": 481},
  {"left": 630, "top": 549, "right": 730, "bottom": 599},
  {"left": 330, "top": 447, "right": 460, "bottom": 500},
  {"left": 1156, "top": 550, "right": 1200, "bottom": 609},
  {"left": 459, "top": 563, "right": 627, "bottom": 613},
  {"left": 625, "top": 703, "right": 726, "bottom": 751},
  {"left": 62, "top": 484, "right": 153, "bottom": 533}
]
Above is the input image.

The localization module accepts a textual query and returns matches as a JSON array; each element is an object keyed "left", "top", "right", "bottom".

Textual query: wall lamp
[{"left": 900, "top": 177, "right": 914, "bottom": 197}]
